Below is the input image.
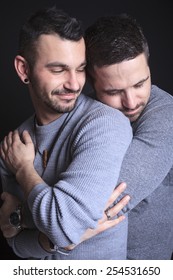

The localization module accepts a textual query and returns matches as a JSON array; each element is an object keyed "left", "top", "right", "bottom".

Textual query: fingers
[
  {"left": 4, "top": 130, "right": 23, "bottom": 146},
  {"left": 104, "top": 189, "right": 130, "bottom": 221},
  {"left": 6, "top": 131, "right": 13, "bottom": 146},
  {"left": 2, "top": 136, "right": 8, "bottom": 151},
  {"left": 12, "top": 130, "right": 24, "bottom": 148},
  {"left": 22, "top": 130, "right": 33, "bottom": 145},
  {"left": 106, "top": 182, "right": 127, "bottom": 207},
  {"left": 108, "top": 195, "right": 130, "bottom": 218},
  {"left": 0, "top": 130, "right": 30, "bottom": 153},
  {"left": 1, "top": 131, "right": 19, "bottom": 154},
  {"left": 1, "top": 132, "right": 13, "bottom": 159},
  {"left": 98, "top": 215, "right": 126, "bottom": 233},
  {"left": 0, "top": 145, "right": 5, "bottom": 159},
  {"left": 104, "top": 182, "right": 130, "bottom": 221}
]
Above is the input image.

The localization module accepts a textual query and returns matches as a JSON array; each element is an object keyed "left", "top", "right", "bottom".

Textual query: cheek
[
  {"left": 139, "top": 88, "right": 150, "bottom": 103},
  {"left": 97, "top": 95, "right": 121, "bottom": 109},
  {"left": 80, "top": 73, "right": 86, "bottom": 87}
]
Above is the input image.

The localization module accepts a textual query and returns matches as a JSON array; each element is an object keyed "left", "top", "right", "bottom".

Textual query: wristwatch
[{"left": 9, "top": 205, "right": 23, "bottom": 230}]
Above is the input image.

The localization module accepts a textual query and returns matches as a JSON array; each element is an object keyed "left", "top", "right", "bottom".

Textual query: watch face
[{"left": 9, "top": 211, "right": 20, "bottom": 227}]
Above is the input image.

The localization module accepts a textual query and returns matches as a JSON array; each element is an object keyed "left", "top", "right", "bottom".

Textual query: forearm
[
  {"left": 16, "top": 163, "right": 44, "bottom": 198},
  {"left": 27, "top": 112, "right": 132, "bottom": 248},
  {"left": 116, "top": 105, "right": 173, "bottom": 213},
  {"left": 1, "top": 109, "right": 132, "bottom": 250}
]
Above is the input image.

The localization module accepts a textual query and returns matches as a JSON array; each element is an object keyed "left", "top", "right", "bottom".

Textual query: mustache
[
  {"left": 52, "top": 88, "right": 81, "bottom": 95},
  {"left": 122, "top": 103, "right": 145, "bottom": 112}
]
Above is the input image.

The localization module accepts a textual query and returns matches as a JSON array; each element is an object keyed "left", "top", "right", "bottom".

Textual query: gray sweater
[
  {"left": 0, "top": 93, "right": 132, "bottom": 259},
  {"left": 116, "top": 85, "right": 173, "bottom": 259}
]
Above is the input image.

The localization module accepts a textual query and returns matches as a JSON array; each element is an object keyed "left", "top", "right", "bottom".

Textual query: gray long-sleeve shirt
[
  {"left": 0, "top": 93, "right": 132, "bottom": 259},
  {"left": 116, "top": 85, "right": 173, "bottom": 259}
]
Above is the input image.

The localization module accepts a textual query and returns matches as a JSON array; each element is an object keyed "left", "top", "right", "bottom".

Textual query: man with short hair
[
  {"left": 85, "top": 14, "right": 173, "bottom": 259},
  {"left": 0, "top": 7, "right": 132, "bottom": 260}
]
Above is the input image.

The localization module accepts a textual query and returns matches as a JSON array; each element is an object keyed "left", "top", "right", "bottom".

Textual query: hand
[
  {"left": 104, "top": 181, "right": 129, "bottom": 218},
  {"left": 0, "top": 130, "right": 35, "bottom": 174},
  {"left": 39, "top": 183, "right": 130, "bottom": 252},
  {"left": 0, "top": 192, "right": 22, "bottom": 238},
  {"left": 63, "top": 183, "right": 130, "bottom": 249},
  {"left": 80, "top": 182, "right": 130, "bottom": 243}
]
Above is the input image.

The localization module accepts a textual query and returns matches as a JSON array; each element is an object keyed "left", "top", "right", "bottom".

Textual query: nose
[
  {"left": 122, "top": 91, "right": 137, "bottom": 110},
  {"left": 64, "top": 71, "right": 81, "bottom": 92}
]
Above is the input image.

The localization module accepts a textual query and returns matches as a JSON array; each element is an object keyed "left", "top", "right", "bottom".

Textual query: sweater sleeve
[
  {"left": 116, "top": 102, "right": 173, "bottom": 213},
  {"left": 6, "top": 229, "right": 52, "bottom": 259},
  {"left": 25, "top": 108, "right": 132, "bottom": 251},
  {"left": 1, "top": 107, "right": 132, "bottom": 259}
]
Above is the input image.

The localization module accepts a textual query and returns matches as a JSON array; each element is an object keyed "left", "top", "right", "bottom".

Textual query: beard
[
  {"left": 122, "top": 102, "right": 146, "bottom": 122},
  {"left": 29, "top": 75, "right": 81, "bottom": 114},
  {"left": 44, "top": 95, "right": 79, "bottom": 113}
]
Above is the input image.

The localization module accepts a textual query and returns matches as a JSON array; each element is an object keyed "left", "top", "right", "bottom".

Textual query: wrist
[
  {"left": 16, "top": 162, "right": 34, "bottom": 181},
  {"left": 16, "top": 164, "right": 43, "bottom": 197}
]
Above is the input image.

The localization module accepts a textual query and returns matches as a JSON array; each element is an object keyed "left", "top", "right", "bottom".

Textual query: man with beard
[
  {"left": 0, "top": 7, "right": 132, "bottom": 259},
  {"left": 85, "top": 13, "right": 173, "bottom": 259}
]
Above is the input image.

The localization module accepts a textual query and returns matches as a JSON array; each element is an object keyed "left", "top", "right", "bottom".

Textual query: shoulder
[
  {"left": 140, "top": 85, "right": 173, "bottom": 118},
  {"left": 76, "top": 94, "right": 132, "bottom": 142},
  {"left": 79, "top": 93, "right": 131, "bottom": 126},
  {"left": 148, "top": 85, "right": 173, "bottom": 108},
  {"left": 133, "top": 85, "right": 173, "bottom": 132}
]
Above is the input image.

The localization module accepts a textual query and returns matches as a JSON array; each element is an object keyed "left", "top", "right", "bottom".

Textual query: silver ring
[{"left": 105, "top": 208, "right": 111, "bottom": 220}]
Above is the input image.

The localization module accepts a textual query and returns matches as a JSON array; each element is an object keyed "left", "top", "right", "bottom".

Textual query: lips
[
  {"left": 58, "top": 93, "right": 77, "bottom": 99},
  {"left": 125, "top": 110, "right": 139, "bottom": 117}
]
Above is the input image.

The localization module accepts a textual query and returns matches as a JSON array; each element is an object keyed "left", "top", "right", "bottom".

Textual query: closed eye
[
  {"left": 76, "top": 67, "right": 86, "bottom": 73},
  {"left": 103, "top": 89, "right": 123, "bottom": 96},
  {"left": 134, "top": 82, "right": 144, "bottom": 88}
]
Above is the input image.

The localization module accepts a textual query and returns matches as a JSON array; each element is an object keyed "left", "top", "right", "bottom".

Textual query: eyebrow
[
  {"left": 45, "top": 61, "right": 87, "bottom": 69},
  {"left": 103, "top": 75, "right": 150, "bottom": 93},
  {"left": 135, "top": 75, "right": 150, "bottom": 85}
]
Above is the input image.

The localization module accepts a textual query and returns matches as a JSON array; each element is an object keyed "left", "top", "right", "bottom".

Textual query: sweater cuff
[{"left": 7, "top": 230, "right": 53, "bottom": 259}]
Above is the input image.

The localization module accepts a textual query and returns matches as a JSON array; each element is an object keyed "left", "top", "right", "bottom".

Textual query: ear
[{"left": 14, "top": 55, "right": 30, "bottom": 83}]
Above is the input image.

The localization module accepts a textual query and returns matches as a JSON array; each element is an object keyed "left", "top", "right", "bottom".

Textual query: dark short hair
[
  {"left": 18, "top": 6, "right": 84, "bottom": 66},
  {"left": 85, "top": 14, "right": 149, "bottom": 73}
]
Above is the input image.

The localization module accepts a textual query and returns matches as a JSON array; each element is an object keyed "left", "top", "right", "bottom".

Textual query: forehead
[
  {"left": 93, "top": 54, "right": 149, "bottom": 87},
  {"left": 35, "top": 34, "right": 86, "bottom": 66}
]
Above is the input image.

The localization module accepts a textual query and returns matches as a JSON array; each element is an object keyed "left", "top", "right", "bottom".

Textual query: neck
[{"left": 35, "top": 112, "right": 63, "bottom": 126}]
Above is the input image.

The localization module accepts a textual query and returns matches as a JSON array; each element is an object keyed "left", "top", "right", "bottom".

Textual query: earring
[{"left": 24, "top": 78, "right": 29, "bottom": 84}]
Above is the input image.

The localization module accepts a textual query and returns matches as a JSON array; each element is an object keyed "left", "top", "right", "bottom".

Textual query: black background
[{"left": 0, "top": 0, "right": 172, "bottom": 259}]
